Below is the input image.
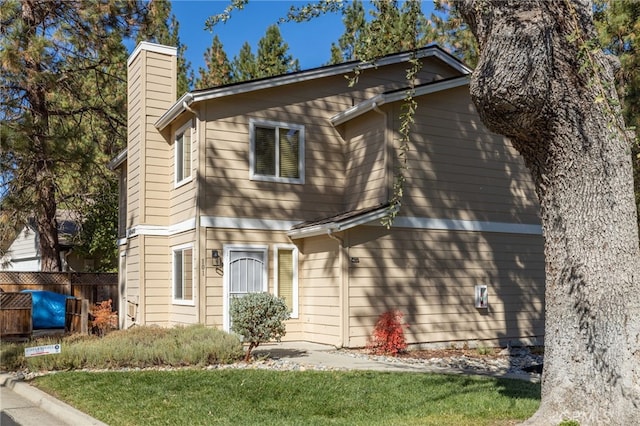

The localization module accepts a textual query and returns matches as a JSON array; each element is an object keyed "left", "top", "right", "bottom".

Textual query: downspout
[
  {"left": 183, "top": 99, "right": 196, "bottom": 116},
  {"left": 326, "top": 227, "right": 343, "bottom": 245},
  {"left": 327, "top": 227, "right": 348, "bottom": 348},
  {"left": 183, "top": 101, "right": 202, "bottom": 324}
]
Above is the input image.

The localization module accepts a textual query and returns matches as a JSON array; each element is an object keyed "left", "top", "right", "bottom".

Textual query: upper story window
[
  {"left": 250, "top": 119, "right": 305, "bottom": 184},
  {"left": 175, "top": 120, "right": 193, "bottom": 186}
]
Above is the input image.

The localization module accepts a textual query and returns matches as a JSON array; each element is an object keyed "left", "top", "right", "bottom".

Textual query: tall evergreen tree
[
  {"left": 329, "top": 0, "right": 366, "bottom": 64},
  {"left": 329, "top": 0, "right": 431, "bottom": 63},
  {"left": 595, "top": 0, "right": 640, "bottom": 233},
  {"left": 232, "top": 41, "right": 258, "bottom": 82},
  {"left": 0, "top": 0, "right": 140, "bottom": 271},
  {"left": 196, "top": 35, "right": 232, "bottom": 89},
  {"left": 255, "top": 24, "right": 300, "bottom": 78},
  {"left": 136, "top": 0, "right": 192, "bottom": 96},
  {"left": 429, "top": 1, "right": 478, "bottom": 67}
]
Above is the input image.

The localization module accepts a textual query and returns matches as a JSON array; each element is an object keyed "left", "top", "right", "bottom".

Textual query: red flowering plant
[{"left": 366, "top": 310, "right": 409, "bottom": 356}]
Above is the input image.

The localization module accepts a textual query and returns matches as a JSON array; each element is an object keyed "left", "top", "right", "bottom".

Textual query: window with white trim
[
  {"left": 250, "top": 119, "right": 305, "bottom": 184},
  {"left": 175, "top": 120, "right": 192, "bottom": 185},
  {"left": 274, "top": 245, "right": 298, "bottom": 318},
  {"left": 172, "top": 244, "right": 194, "bottom": 304}
]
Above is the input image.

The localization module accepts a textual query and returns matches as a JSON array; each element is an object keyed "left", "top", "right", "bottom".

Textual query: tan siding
[
  {"left": 126, "top": 57, "right": 143, "bottom": 227},
  {"left": 343, "top": 114, "right": 387, "bottom": 210},
  {"left": 126, "top": 42, "right": 181, "bottom": 332},
  {"left": 168, "top": 117, "right": 198, "bottom": 225},
  {"left": 127, "top": 44, "right": 177, "bottom": 229},
  {"left": 124, "top": 237, "right": 140, "bottom": 329},
  {"left": 344, "top": 227, "right": 544, "bottom": 348},
  {"left": 394, "top": 86, "right": 540, "bottom": 224},
  {"left": 201, "top": 92, "right": 346, "bottom": 221},
  {"left": 197, "top": 57, "right": 469, "bottom": 225},
  {"left": 299, "top": 236, "right": 341, "bottom": 346}
]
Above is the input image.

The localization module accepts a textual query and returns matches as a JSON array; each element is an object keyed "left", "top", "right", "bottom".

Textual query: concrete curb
[{"left": 0, "top": 373, "right": 108, "bottom": 426}]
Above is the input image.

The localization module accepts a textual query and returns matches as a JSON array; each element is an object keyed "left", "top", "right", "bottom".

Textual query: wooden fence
[
  {"left": 0, "top": 271, "right": 118, "bottom": 311},
  {"left": 0, "top": 292, "right": 33, "bottom": 339},
  {"left": 0, "top": 272, "right": 116, "bottom": 339}
]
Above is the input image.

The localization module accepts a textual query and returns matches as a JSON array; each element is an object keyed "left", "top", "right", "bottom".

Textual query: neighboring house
[
  {"left": 0, "top": 211, "right": 94, "bottom": 272},
  {"left": 111, "top": 42, "right": 544, "bottom": 348}
]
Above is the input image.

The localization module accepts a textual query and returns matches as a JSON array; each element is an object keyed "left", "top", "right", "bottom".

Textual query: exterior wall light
[
  {"left": 475, "top": 285, "right": 488, "bottom": 309},
  {"left": 212, "top": 250, "right": 221, "bottom": 267}
]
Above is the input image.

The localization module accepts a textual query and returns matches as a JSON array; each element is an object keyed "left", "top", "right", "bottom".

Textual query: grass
[
  {"left": 3, "top": 326, "right": 540, "bottom": 425},
  {"left": 32, "top": 369, "right": 540, "bottom": 426}
]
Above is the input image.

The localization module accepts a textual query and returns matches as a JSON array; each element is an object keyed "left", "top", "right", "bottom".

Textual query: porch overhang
[{"left": 287, "top": 203, "right": 394, "bottom": 240}]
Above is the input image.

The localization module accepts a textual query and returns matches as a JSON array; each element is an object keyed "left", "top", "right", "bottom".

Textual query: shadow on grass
[
  {"left": 252, "top": 347, "right": 309, "bottom": 360},
  {"left": 495, "top": 376, "right": 541, "bottom": 401}
]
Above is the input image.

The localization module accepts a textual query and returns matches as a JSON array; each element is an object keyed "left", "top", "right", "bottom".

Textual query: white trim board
[
  {"left": 128, "top": 42, "right": 177, "bottom": 67},
  {"left": 126, "top": 218, "right": 196, "bottom": 238},
  {"left": 392, "top": 217, "right": 542, "bottom": 235},
  {"left": 124, "top": 215, "right": 541, "bottom": 238}
]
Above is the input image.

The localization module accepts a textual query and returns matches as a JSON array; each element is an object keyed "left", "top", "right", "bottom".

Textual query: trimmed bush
[{"left": 230, "top": 292, "right": 290, "bottom": 362}]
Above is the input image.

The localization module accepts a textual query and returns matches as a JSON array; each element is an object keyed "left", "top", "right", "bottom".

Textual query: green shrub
[
  {"left": 230, "top": 292, "right": 290, "bottom": 362},
  {"left": 0, "top": 325, "right": 243, "bottom": 371}
]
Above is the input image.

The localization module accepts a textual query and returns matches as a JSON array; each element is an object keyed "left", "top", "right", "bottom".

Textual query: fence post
[{"left": 81, "top": 299, "right": 89, "bottom": 334}]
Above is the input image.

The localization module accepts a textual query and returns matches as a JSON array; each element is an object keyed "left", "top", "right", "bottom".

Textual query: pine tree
[
  {"left": 196, "top": 35, "right": 232, "bottom": 89},
  {"left": 595, "top": 0, "right": 640, "bottom": 234},
  {"left": 255, "top": 24, "right": 300, "bottom": 78},
  {"left": 329, "top": 0, "right": 366, "bottom": 63},
  {"left": 232, "top": 41, "right": 258, "bottom": 82},
  {"left": 429, "top": 1, "right": 478, "bottom": 67},
  {"left": 330, "top": 0, "right": 431, "bottom": 63},
  {"left": 0, "top": 0, "right": 141, "bottom": 271}
]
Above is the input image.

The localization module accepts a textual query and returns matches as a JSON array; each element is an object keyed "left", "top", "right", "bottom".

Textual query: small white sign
[{"left": 25, "top": 344, "right": 61, "bottom": 357}]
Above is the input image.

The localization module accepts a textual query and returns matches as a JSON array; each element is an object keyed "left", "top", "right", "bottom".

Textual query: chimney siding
[{"left": 127, "top": 42, "right": 177, "bottom": 228}]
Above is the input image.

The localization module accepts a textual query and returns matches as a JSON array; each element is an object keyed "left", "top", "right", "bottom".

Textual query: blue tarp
[{"left": 21, "top": 290, "right": 75, "bottom": 329}]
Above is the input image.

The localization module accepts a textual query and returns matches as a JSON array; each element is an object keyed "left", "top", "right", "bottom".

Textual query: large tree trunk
[
  {"left": 22, "top": 0, "right": 62, "bottom": 272},
  {"left": 459, "top": 1, "right": 640, "bottom": 424}
]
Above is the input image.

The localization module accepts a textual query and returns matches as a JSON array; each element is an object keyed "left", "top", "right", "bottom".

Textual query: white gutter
[
  {"left": 155, "top": 47, "right": 470, "bottom": 132},
  {"left": 330, "top": 76, "right": 471, "bottom": 127}
]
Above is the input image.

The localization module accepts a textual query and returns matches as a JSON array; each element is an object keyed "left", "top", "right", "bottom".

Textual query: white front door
[{"left": 223, "top": 246, "right": 268, "bottom": 331}]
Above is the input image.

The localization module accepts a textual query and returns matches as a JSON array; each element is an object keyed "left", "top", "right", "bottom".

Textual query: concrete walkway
[
  {"left": 254, "top": 341, "right": 449, "bottom": 373},
  {"left": 0, "top": 373, "right": 107, "bottom": 426},
  {"left": 0, "top": 341, "right": 536, "bottom": 425}
]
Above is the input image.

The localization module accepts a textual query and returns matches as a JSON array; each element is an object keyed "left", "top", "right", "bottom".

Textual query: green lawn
[{"left": 33, "top": 369, "right": 540, "bottom": 426}]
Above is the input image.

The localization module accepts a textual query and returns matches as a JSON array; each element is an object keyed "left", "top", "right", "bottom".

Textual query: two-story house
[{"left": 111, "top": 41, "right": 544, "bottom": 348}]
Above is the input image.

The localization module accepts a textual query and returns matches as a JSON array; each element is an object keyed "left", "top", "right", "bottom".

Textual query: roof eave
[
  {"left": 155, "top": 92, "right": 194, "bottom": 132},
  {"left": 287, "top": 206, "right": 392, "bottom": 240},
  {"left": 155, "top": 46, "right": 469, "bottom": 133},
  {"left": 330, "top": 75, "right": 471, "bottom": 126}
]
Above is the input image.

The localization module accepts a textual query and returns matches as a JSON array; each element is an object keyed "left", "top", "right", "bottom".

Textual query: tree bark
[
  {"left": 22, "top": 0, "right": 62, "bottom": 272},
  {"left": 459, "top": 1, "right": 640, "bottom": 424}
]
